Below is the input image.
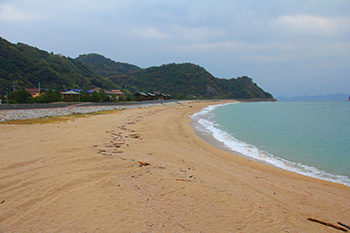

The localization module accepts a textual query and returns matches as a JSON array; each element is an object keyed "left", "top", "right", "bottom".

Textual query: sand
[{"left": 0, "top": 101, "right": 349, "bottom": 232}]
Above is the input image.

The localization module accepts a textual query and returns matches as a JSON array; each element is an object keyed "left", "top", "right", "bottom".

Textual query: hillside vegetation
[
  {"left": 1, "top": 37, "right": 274, "bottom": 100},
  {"left": 0, "top": 37, "right": 120, "bottom": 93},
  {"left": 109, "top": 63, "right": 273, "bottom": 99},
  {"left": 76, "top": 54, "right": 140, "bottom": 77},
  {"left": 78, "top": 54, "right": 273, "bottom": 100}
]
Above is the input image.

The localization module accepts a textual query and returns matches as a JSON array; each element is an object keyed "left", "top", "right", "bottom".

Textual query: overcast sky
[{"left": 1, "top": 0, "right": 349, "bottom": 97}]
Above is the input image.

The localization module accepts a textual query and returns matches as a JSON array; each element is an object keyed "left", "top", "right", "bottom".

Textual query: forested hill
[
  {"left": 0, "top": 37, "right": 119, "bottom": 92},
  {"left": 110, "top": 63, "right": 274, "bottom": 99},
  {"left": 76, "top": 54, "right": 140, "bottom": 77},
  {"left": 0, "top": 37, "right": 274, "bottom": 100}
]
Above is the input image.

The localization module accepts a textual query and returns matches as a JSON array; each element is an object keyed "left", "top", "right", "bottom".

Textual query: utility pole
[
  {"left": 38, "top": 82, "right": 40, "bottom": 95},
  {"left": 6, "top": 88, "right": 8, "bottom": 104}
]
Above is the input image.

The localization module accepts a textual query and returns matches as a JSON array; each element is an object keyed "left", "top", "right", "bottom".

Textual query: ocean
[{"left": 191, "top": 101, "right": 350, "bottom": 186}]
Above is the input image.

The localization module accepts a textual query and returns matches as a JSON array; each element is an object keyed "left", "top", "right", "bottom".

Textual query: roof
[
  {"left": 111, "top": 90, "right": 124, "bottom": 95},
  {"left": 89, "top": 87, "right": 101, "bottom": 92},
  {"left": 134, "top": 92, "right": 148, "bottom": 97},
  {"left": 61, "top": 90, "right": 81, "bottom": 95},
  {"left": 63, "top": 89, "right": 92, "bottom": 93},
  {"left": 134, "top": 92, "right": 171, "bottom": 97}
]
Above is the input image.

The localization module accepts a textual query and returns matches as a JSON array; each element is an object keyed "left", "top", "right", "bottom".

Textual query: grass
[{"left": 0, "top": 109, "right": 121, "bottom": 125}]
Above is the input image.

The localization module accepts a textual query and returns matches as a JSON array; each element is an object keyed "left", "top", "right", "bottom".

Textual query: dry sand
[{"left": 0, "top": 101, "right": 349, "bottom": 232}]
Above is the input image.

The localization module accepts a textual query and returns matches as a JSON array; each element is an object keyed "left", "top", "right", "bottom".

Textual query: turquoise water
[{"left": 191, "top": 101, "right": 350, "bottom": 186}]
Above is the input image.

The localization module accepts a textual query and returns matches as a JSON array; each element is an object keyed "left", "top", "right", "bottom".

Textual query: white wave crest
[{"left": 191, "top": 104, "right": 350, "bottom": 187}]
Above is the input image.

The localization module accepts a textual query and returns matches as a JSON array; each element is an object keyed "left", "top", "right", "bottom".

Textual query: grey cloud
[{"left": 1, "top": 0, "right": 349, "bottom": 97}]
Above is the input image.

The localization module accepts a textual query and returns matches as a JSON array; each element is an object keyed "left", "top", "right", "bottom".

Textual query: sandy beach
[{"left": 1, "top": 101, "right": 349, "bottom": 232}]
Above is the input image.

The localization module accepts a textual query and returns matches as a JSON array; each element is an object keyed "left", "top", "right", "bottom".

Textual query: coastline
[
  {"left": 1, "top": 100, "right": 349, "bottom": 232},
  {"left": 191, "top": 101, "right": 350, "bottom": 187}
]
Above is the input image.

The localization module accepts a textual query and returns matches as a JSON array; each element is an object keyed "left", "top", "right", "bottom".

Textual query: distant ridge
[
  {"left": 108, "top": 63, "right": 274, "bottom": 99},
  {"left": 76, "top": 54, "right": 140, "bottom": 77},
  {"left": 75, "top": 54, "right": 274, "bottom": 99},
  {"left": 278, "top": 93, "right": 350, "bottom": 101},
  {"left": 1, "top": 36, "right": 274, "bottom": 100},
  {"left": 0, "top": 37, "right": 120, "bottom": 91}
]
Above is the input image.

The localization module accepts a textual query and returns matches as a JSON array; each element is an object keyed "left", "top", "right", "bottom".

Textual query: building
[
  {"left": 25, "top": 88, "right": 47, "bottom": 97},
  {"left": 63, "top": 89, "right": 93, "bottom": 94},
  {"left": 61, "top": 90, "right": 81, "bottom": 102},
  {"left": 111, "top": 90, "right": 124, "bottom": 96},
  {"left": 134, "top": 92, "right": 150, "bottom": 101},
  {"left": 89, "top": 88, "right": 113, "bottom": 97},
  {"left": 134, "top": 92, "right": 171, "bottom": 101}
]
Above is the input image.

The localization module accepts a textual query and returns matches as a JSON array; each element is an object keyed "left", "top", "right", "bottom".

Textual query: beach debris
[
  {"left": 120, "top": 126, "right": 127, "bottom": 130},
  {"left": 0, "top": 200, "right": 5, "bottom": 204},
  {"left": 112, "top": 151, "right": 124, "bottom": 154},
  {"left": 338, "top": 222, "right": 350, "bottom": 231},
  {"left": 101, "top": 152, "right": 112, "bottom": 156},
  {"left": 176, "top": 178, "right": 191, "bottom": 182},
  {"left": 113, "top": 142, "right": 125, "bottom": 148},
  {"left": 130, "top": 134, "right": 142, "bottom": 139},
  {"left": 307, "top": 218, "right": 348, "bottom": 232},
  {"left": 138, "top": 161, "right": 151, "bottom": 167},
  {"left": 134, "top": 185, "right": 141, "bottom": 190}
]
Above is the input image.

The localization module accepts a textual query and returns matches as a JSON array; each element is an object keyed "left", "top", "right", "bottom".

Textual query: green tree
[
  {"left": 8, "top": 89, "right": 32, "bottom": 103},
  {"left": 98, "top": 89, "right": 109, "bottom": 102},
  {"left": 80, "top": 90, "right": 91, "bottom": 102},
  {"left": 121, "top": 90, "right": 133, "bottom": 101},
  {"left": 35, "top": 89, "right": 62, "bottom": 103},
  {"left": 0, "top": 93, "right": 4, "bottom": 104},
  {"left": 90, "top": 91, "right": 101, "bottom": 102},
  {"left": 110, "top": 93, "right": 117, "bottom": 102}
]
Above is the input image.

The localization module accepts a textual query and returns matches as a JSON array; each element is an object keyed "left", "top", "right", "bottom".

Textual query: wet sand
[{"left": 0, "top": 101, "right": 349, "bottom": 232}]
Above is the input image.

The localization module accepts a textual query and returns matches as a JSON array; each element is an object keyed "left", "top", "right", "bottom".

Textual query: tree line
[
  {"left": 1, "top": 88, "right": 134, "bottom": 104},
  {"left": 1, "top": 37, "right": 274, "bottom": 101}
]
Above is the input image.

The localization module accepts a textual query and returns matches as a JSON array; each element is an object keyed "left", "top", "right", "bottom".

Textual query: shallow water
[{"left": 191, "top": 101, "right": 350, "bottom": 186}]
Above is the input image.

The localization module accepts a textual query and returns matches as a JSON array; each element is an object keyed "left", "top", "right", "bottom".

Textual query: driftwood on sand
[
  {"left": 137, "top": 161, "right": 151, "bottom": 167},
  {"left": 307, "top": 218, "right": 348, "bottom": 232},
  {"left": 338, "top": 222, "right": 350, "bottom": 231}
]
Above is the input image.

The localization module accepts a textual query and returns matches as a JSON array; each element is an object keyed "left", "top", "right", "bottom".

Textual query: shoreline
[
  {"left": 191, "top": 102, "right": 350, "bottom": 187},
  {"left": 1, "top": 100, "right": 349, "bottom": 232}
]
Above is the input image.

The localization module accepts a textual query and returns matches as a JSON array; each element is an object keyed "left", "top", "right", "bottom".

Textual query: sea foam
[{"left": 191, "top": 104, "right": 350, "bottom": 187}]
